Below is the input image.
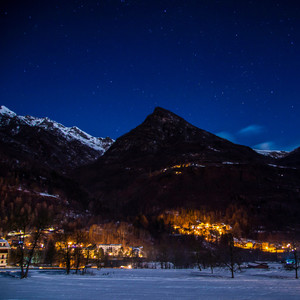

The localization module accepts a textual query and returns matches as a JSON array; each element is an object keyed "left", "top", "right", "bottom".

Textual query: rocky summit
[{"left": 96, "top": 107, "right": 265, "bottom": 168}]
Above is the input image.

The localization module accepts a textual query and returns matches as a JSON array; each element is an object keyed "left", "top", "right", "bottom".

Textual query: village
[
  {"left": 171, "top": 220, "right": 293, "bottom": 254},
  {"left": 0, "top": 226, "right": 146, "bottom": 270},
  {"left": 0, "top": 217, "right": 296, "bottom": 271}
]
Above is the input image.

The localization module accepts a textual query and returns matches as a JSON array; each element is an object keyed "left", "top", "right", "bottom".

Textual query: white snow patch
[
  {"left": 0, "top": 105, "right": 17, "bottom": 118},
  {"left": 1, "top": 106, "right": 114, "bottom": 153},
  {"left": 19, "top": 115, "right": 109, "bottom": 152},
  {"left": 208, "top": 146, "right": 220, "bottom": 152},
  {"left": 268, "top": 164, "right": 289, "bottom": 169},
  {"left": 190, "top": 163, "right": 206, "bottom": 167},
  {"left": 38, "top": 192, "right": 59, "bottom": 199},
  {"left": 254, "top": 149, "right": 288, "bottom": 159}
]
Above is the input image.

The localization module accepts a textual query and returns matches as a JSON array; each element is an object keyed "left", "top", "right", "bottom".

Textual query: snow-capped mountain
[
  {"left": 1, "top": 105, "right": 300, "bottom": 235},
  {"left": 0, "top": 105, "right": 114, "bottom": 170},
  {"left": 0, "top": 105, "right": 113, "bottom": 153},
  {"left": 254, "top": 149, "right": 288, "bottom": 159}
]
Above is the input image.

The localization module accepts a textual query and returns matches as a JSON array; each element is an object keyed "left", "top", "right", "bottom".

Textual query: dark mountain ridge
[
  {"left": 104, "top": 107, "right": 265, "bottom": 168},
  {"left": 279, "top": 147, "right": 300, "bottom": 168},
  {"left": 1, "top": 105, "right": 299, "bottom": 235},
  {"left": 74, "top": 108, "right": 300, "bottom": 233}
]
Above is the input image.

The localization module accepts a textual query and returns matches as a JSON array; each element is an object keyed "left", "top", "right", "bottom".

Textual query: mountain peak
[
  {"left": 103, "top": 107, "right": 263, "bottom": 170},
  {"left": 0, "top": 105, "right": 17, "bottom": 118},
  {"left": 0, "top": 106, "right": 114, "bottom": 153},
  {"left": 75, "top": 108, "right": 299, "bottom": 224},
  {"left": 152, "top": 106, "right": 175, "bottom": 116},
  {"left": 124, "top": 107, "right": 201, "bottom": 145},
  {"left": 0, "top": 106, "right": 114, "bottom": 169},
  {"left": 147, "top": 107, "right": 188, "bottom": 125}
]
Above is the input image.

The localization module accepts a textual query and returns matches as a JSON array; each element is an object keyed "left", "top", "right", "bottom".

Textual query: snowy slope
[
  {"left": 1, "top": 266, "right": 299, "bottom": 300},
  {"left": 0, "top": 105, "right": 17, "bottom": 118},
  {"left": 0, "top": 105, "right": 114, "bottom": 153}
]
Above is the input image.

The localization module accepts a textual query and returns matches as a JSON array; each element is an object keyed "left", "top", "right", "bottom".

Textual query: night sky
[{"left": 1, "top": 0, "right": 299, "bottom": 151}]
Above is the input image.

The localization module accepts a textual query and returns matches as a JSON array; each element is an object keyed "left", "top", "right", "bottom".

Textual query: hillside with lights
[
  {"left": 74, "top": 107, "right": 300, "bottom": 238},
  {"left": 1, "top": 106, "right": 300, "bottom": 249}
]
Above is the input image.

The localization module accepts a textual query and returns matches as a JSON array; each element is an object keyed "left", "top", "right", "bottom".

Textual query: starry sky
[{"left": 1, "top": 0, "right": 299, "bottom": 151}]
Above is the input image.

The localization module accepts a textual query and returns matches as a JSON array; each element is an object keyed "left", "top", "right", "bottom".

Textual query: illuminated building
[{"left": 0, "top": 239, "right": 11, "bottom": 267}]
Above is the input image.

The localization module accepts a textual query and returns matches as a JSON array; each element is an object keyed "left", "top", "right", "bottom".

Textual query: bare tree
[
  {"left": 201, "top": 249, "right": 218, "bottom": 274},
  {"left": 291, "top": 242, "right": 300, "bottom": 279},
  {"left": 73, "top": 229, "right": 88, "bottom": 274},
  {"left": 4, "top": 197, "right": 54, "bottom": 278},
  {"left": 220, "top": 233, "right": 239, "bottom": 278},
  {"left": 44, "top": 239, "right": 56, "bottom": 266},
  {"left": 56, "top": 228, "right": 74, "bottom": 275},
  {"left": 23, "top": 202, "right": 54, "bottom": 278}
]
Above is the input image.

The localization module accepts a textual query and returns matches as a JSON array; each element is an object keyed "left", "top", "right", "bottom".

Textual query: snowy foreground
[{"left": 1, "top": 264, "right": 300, "bottom": 300}]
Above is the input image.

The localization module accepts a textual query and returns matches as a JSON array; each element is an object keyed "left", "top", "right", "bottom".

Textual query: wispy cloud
[
  {"left": 238, "top": 124, "right": 264, "bottom": 136},
  {"left": 254, "top": 141, "right": 275, "bottom": 150},
  {"left": 216, "top": 131, "right": 236, "bottom": 142}
]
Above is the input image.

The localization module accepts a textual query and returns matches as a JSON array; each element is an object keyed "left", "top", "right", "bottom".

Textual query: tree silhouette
[
  {"left": 2, "top": 196, "right": 55, "bottom": 278},
  {"left": 220, "top": 233, "right": 240, "bottom": 278}
]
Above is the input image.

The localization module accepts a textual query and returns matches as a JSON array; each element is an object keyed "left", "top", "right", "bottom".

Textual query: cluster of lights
[
  {"left": 173, "top": 222, "right": 231, "bottom": 241},
  {"left": 173, "top": 221, "right": 293, "bottom": 254},
  {"left": 160, "top": 163, "right": 192, "bottom": 175},
  {"left": 234, "top": 240, "right": 292, "bottom": 253}
]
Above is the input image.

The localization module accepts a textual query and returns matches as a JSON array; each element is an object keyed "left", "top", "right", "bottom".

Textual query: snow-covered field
[{"left": 1, "top": 264, "right": 299, "bottom": 299}]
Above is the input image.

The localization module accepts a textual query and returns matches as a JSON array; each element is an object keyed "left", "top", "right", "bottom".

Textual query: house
[
  {"left": 130, "top": 246, "right": 145, "bottom": 258},
  {"left": 0, "top": 239, "right": 11, "bottom": 267},
  {"left": 97, "top": 244, "right": 122, "bottom": 256}
]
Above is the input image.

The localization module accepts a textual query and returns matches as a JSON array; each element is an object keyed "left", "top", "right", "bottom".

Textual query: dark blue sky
[{"left": 1, "top": 0, "right": 299, "bottom": 150}]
